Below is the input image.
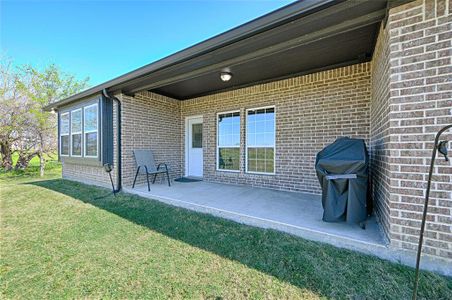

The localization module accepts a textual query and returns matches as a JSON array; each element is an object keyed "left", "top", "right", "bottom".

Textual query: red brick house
[{"left": 46, "top": 0, "right": 451, "bottom": 273}]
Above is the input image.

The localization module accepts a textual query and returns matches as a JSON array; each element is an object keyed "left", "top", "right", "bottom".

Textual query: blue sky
[{"left": 1, "top": 0, "right": 294, "bottom": 86}]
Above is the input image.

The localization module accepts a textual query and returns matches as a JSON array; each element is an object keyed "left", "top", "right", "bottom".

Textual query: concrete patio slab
[
  {"left": 125, "top": 181, "right": 386, "bottom": 248},
  {"left": 123, "top": 181, "right": 452, "bottom": 276}
]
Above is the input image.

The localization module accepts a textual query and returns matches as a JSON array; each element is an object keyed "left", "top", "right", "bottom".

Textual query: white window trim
[
  {"left": 59, "top": 112, "right": 70, "bottom": 157},
  {"left": 216, "top": 110, "right": 241, "bottom": 173},
  {"left": 70, "top": 108, "right": 82, "bottom": 157},
  {"left": 245, "top": 105, "right": 276, "bottom": 175},
  {"left": 83, "top": 103, "right": 98, "bottom": 158}
]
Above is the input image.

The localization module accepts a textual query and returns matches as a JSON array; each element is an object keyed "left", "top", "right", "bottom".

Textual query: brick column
[{"left": 386, "top": 0, "right": 451, "bottom": 259}]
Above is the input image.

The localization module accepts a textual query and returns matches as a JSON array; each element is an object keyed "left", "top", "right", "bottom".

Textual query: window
[
  {"left": 217, "top": 111, "right": 240, "bottom": 171},
  {"left": 84, "top": 104, "right": 98, "bottom": 157},
  {"left": 246, "top": 106, "right": 275, "bottom": 174},
  {"left": 60, "top": 112, "right": 69, "bottom": 156},
  {"left": 192, "top": 123, "right": 203, "bottom": 148},
  {"left": 71, "top": 109, "right": 82, "bottom": 156}
]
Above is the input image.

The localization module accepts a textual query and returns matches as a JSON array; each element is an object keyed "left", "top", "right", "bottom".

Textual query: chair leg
[
  {"left": 152, "top": 174, "right": 157, "bottom": 184},
  {"left": 132, "top": 167, "right": 140, "bottom": 188},
  {"left": 146, "top": 173, "right": 150, "bottom": 192},
  {"left": 166, "top": 170, "right": 171, "bottom": 187}
]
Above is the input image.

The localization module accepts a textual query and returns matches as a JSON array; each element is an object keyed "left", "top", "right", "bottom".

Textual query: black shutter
[{"left": 57, "top": 112, "right": 61, "bottom": 161}]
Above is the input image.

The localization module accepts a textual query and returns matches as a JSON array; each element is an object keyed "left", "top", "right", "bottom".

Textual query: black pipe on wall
[{"left": 102, "top": 89, "right": 122, "bottom": 193}]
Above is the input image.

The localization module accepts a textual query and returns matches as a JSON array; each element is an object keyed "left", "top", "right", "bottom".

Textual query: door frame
[{"left": 184, "top": 115, "right": 203, "bottom": 177}]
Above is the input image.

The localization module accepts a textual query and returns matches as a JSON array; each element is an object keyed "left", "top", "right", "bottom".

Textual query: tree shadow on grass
[{"left": 29, "top": 179, "right": 452, "bottom": 299}]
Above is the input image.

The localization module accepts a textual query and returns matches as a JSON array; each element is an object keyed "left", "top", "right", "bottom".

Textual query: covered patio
[
  {"left": 47, "top": 0, "right": 452, "bottom": 275},
  {"left": 124, "top": 180, "right": 388, "bottom": 258}
]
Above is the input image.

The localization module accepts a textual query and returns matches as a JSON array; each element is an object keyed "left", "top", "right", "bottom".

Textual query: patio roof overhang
[{"left": 45, "top": 0, "right": 413, "bottom": 110}]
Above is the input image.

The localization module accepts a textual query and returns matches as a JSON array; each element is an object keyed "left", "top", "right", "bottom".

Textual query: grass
[
  {"left": 1, "top": 152, "right": 62, "bottom": 179},
  {"left": 1, "top": 159, "right": 451, "bottom": 299}
]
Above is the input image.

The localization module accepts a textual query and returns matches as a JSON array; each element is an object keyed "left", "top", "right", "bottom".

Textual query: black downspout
[{"left": 102, "top": 89, "right": 122, "bottom": 193}]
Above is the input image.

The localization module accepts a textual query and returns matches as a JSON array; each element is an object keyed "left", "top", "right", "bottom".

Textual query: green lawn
[
  {"left": 1, "top": 160, "right": 451, "bottom": 299},
  {"left": 3, "top": 152, "right": 62, "bottom": 179}
]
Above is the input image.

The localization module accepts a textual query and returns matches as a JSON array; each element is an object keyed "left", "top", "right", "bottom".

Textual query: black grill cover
[{"left": 315, "top": 137, "right": 369, "bottom": 224}]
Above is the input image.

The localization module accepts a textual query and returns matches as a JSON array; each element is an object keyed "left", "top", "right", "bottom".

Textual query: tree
[
  {"left": 0, "top": 96, "right": 34, "bottom": 170},
  {"left": 0, "top": 59, "right": 31, "bottom": 170},
  {"left": 0, "top": 58, "right": 89, "bottom": 175},
  {"left": 16, "top": 64, "right": 89, "bottom": 176}
]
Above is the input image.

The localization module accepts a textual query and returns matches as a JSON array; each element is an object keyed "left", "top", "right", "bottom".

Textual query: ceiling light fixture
[{"left": 220, "top": 72, "right": 232, "bottom": 82}]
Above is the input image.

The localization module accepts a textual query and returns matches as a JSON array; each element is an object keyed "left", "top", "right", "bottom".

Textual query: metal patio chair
[{"left": 132, "top": 150, "right": 171, "bottom": 191}]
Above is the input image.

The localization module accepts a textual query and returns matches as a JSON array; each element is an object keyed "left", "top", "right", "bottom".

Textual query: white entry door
[{"left": 186, "top": 116, "right": 203, "bottom": 177}]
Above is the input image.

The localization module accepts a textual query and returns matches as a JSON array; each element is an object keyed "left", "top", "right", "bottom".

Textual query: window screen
[
  {"left": 71, "top": 109, "right": 82, "bottom": 156},
  {"left": 246, "top": 107, "right": 275, "bottom": 173},
  {"left": 84, "top": 104, "right": 98, "bottom": 157},
  {"left": 217, "top": 111, "right": 240, "bottom": 171},
  {"left": 60, "top": 112, "right": 69, "bottom": 156}
]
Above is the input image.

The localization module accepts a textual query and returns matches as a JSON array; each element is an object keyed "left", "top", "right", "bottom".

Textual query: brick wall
[
  {"left": 63, "top": 92, "right": 182, "bottom": 189},
  {"left": 65, "top": 64, "right": 372, "bottom": 195},
  {"left": 370, "top": 24, "right": 392, "bottom": 241},
  {"left": 119, "top": 92, "right": 182, "bottom": 187},
  {"left": 62, "top": 162, "right": 113, "bottom": 188},
  {"left": 377, "top": 0, "right": 452, "bottom": 260},
  {"left": 181, "top": 63, "right": 371, "bottom": 194}
]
